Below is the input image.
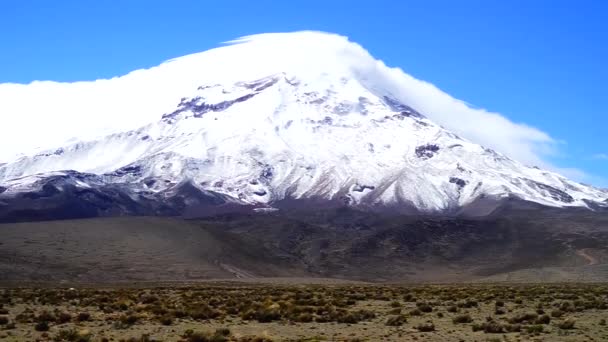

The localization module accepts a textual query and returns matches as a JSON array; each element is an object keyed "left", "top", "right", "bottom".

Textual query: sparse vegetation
[
  {"left": 385, "top": 314, "right": 407, "bottom": 326},
  {"left": 416, "top": 322, "right": 435, "bottom": 332},
  {"left": 558, "top": 318, "right": 576, "bottom": 330},
  {"left": 0, "top": 284, "right": 605, "bottom": 340},
  {"left": 54, "top": 328, "right": 92, "bottom": 341},
  {"left": 452, "top": 313, "right": 473, "bottom": 324},
  {"left": 77, "top": 312, "right": 91, "bottom": 322},
  {"left": 34, "top": 320, "right": 49, "bottom": 331}
]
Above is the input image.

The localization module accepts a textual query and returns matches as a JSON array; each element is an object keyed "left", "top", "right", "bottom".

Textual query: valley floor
[{"left": 0, "top": 284, "right": 607, "bottom": 341}]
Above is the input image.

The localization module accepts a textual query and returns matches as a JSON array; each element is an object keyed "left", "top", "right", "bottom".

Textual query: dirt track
[{"left": 576, "top": 249, "right": 599, "bottom": 266}]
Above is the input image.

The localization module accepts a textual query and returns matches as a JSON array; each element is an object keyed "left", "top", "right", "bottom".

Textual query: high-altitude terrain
[
  {"left": 0, "top": 32, "right": 607, "bottom": 284},
  {"left": 1, "top": 284, "right": 608, "bottom": 341},
  {"left": 1, "top": 205, "right": 608, "bottom": 283},
  {"left": 0, "top": 32, "right": 606, "bottom": 221}
]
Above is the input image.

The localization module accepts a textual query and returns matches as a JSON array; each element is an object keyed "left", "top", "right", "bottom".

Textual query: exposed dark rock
[
  {"left": 340, "top": 195, "right": 352, "bottom": 205},
  {"left": 582, "top": 199, "right": 607, "bottom": 210},
  {"left": 449, "top": 177, "right": 467, "bottom": 189},
  {"left": 525, "top": 179, "right": 574, "bottom": 203},
  {"left": 354, "top": 96, "right": 370, "bottom": 115},
  {"left": 22, "top": 183, "right": 61, "bottom": 199},
  {"left": 253, "top": 190, "right": 268, "bottom": 196},
  {"left": 108, "top": 165, "right": 143, "bottom": 178},
  {"left": 320, "top": 116, "right": 333, "bottom": 125},
  {"left": 143, "top": 178, "right": 156, "bottom": 187},
  {"left": 237, "top": 75, "right": 279, "bottom": 91},
  {"left": 35, "top": 148, "right": 65, "bottom": 158},
  {"left": 415, "top": 144, "right": 440, "bottom": 159},
  {"left": 367, "top": 143, "right": 375, "bottom": 153},
  {"left": 353, "top": 184, "right": 376, "bottom": 192},
  {"left": 472, "top": 182, "right": 483, "bottom": 194},
  {"left": 484, "top": 147, "right": 509, "bottom": 162},
  {"left": 260, "top": 166, "right": 274, "bottom": 180},
  {"left": 382, "top": 96, "right": 424, "bottom": 118},
  {"left": 162, "top": 75, "right": 281, "bottom": 123},
  {"left": 158, "top": 181, "right": 228, "bottom": 214},
  {"left": 333, "top": 102, "right": 354, "bottom": 115},
  {"left": 162, "top": 92, "right": 256, "bottom": 122},
  {"left": 306, "top": 91, "right": 329, "bottom": 105}
]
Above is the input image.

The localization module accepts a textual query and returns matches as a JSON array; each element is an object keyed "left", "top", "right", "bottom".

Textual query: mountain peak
[
  {"left": 169, "top": 31, "right": 369, "bottom": 82},
  {"left": 0, "top": 32, "right": 606, "bottom": 220}
]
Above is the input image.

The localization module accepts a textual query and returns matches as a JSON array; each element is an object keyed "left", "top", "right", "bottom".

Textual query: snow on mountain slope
[{"left": 0, "top": 32, "right": 606, "bottom": 213}]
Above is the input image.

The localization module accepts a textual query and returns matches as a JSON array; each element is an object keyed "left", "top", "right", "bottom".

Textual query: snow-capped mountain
[{"left": 0, "top": 32, "right": 606, "bottom": 219}]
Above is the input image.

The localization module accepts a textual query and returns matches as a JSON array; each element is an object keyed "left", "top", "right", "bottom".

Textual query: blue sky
[{"left": 0, "top": 0, "right": 606, "bottom": 185}]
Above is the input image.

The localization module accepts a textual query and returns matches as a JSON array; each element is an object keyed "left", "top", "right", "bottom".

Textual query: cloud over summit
[{"left": 0, "top": 31, "right": 568, "bottom": 179}]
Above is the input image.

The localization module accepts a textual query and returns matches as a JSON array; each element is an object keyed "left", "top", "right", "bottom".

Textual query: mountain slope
[
  {"left": 0, "top": 32, "right": 606, "bottom": 219},
  {"left": 2, "top": 206, "right": 608, "bottom": 283}
]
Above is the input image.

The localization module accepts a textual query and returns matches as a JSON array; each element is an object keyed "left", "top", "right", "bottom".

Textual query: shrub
[
  {"left": 237, "top": 337, "right": 274, "bottom": 342},
  {"left": 416, "top": 322, "right": 435, "bottom": 332},
  {"left": 77, "top": 312, "right": 91, "bottom": 322},
  {"left": 535, "top": 314, "right": 551, "bottom": 324},
  {"left": 160, "top": 315, "right": 173, "bottom": 325},
  {"left": 189, "top": 305, "right": 222, "bottom": 320},
  {"left": 505, "top": 323, "right": 521, "bottom": 332},
  {"left": 409, "top": 309, "right": 422, "bottom": 316},
  {"left": 558, "top": 319, "right": 576, "bottom": 330},
  {"left": 182, "top": 328, "right": 232, "bottom": 342},
  {"left": 54, "top": 329, "right": 92, "bottom": 342},
  {"left": 452, "top": 314, "right": 473, "bottom": 324},
  {"left": 294, "top": 313, "right": 313, "bottom": 323},
  {"left": 472, "top": 321, "right": 504, "bottom": 333},
  {"left": 0, "top": 316, "right": 8, "bottom": 325},
  {"left": 35, "top": 321, "right": 50, "bottom": 332},
  {"left": 508, "top": 312, "right": 538, "bottom": 324},
  {"left": 447, "top": 305, "right": 458, "bottom": 313},
  {"left": 35, "top": 311, "right": 56, "bottom": 323},
  {"left": 459, "top": 300, "right": 478, "bottom": 308},
  {"left": 56, "top": 312, "right": 72, "bottom": 324},
  {"left": 385, "top": 315, "right": 407, "bottom": 326},
  {"left": 114, "top": 314, "right": 139, "bottom": 329},
  {"left": 525, "top": 325, "right": 544, "bottom": 334},
  {"left": 388, "top": 308, "right": 401, "bottom": 315},
  {"left": 494, "top": 307, "right": 506, "bottom": 315},
  {"left": 244, "top": 307, "right": 281, "bottom": 323},
  {"left": 416, "top": 303, "right": 433, "bottom": 313},
  {"left": 120, "top": 314, "right": 138, "bottom": 325},
  {"left": 550, "top": 309, "right": 565, "bottom": 318},
  {"left": 215, "top": 328, "right": 231, "bottom": 337}
]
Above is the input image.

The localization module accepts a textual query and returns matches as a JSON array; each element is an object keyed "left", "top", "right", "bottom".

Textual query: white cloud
[{"left": 0, "top": 31, "right": 585, "bottom": 182}]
